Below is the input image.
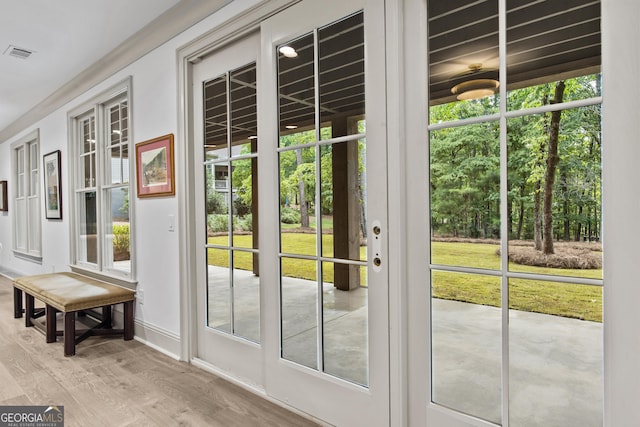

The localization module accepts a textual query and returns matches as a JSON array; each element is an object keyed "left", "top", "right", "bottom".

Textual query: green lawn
[
  {"left": 208, "top": 236, "right": 603, "bottom": 322},
  {"left": 208, "top": 232, "right": 367, "bottom": 285}
]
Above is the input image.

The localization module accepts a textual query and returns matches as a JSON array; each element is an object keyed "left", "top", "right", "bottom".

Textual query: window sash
[
  {"left": 12, "top": 134, "right": 41, "bottom": 258},
  {"left": 70, "top": 87, "right": 133, "bottom": 280}
]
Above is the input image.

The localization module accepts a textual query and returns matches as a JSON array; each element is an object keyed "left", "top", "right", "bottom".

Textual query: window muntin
[
  {"left": 71, "top": 85, "right": 133, "bottom": 279},
  {"left": 12, "top": 132, "right": 41, "bottom": 259}
]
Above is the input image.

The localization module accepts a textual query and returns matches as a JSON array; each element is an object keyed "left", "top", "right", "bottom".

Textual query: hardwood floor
[{"left": 0, "top": 277, "right": 319, "bottom": 426}]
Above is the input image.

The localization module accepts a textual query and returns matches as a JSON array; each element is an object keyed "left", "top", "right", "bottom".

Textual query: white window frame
[
  {"left": 11, "top": 129, "right": 42, "bottom": 262},
  {"left": 67, "top": 77, "right": 136, "bottom": 286}
]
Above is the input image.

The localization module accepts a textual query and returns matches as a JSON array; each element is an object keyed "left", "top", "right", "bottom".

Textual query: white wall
[{"left": 0, "top": 0, "right": 260, "bottom": 357}]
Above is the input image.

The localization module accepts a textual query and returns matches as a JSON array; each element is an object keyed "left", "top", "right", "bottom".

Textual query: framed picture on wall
[
  {"left": 43, "top": 150, "right": 62, "bottom": 219},
  {"left": 0, "top": 181, "right": 7, "bottom": 212},
  {"left": 135, "top": 133, "right": 175, "bottom": 198}
]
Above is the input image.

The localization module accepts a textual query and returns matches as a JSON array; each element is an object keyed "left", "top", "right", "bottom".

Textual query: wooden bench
[{"left": 13, "top": 272, "right": 135, "bottom": 356}]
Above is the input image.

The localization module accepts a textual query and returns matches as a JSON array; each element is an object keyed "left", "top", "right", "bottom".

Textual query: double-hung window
[
  {"left": 11, "top": 130, "right": 42, "bottom": 260},
  {"left": 69, "top": 79, "right": 134, "bottom": 281}
]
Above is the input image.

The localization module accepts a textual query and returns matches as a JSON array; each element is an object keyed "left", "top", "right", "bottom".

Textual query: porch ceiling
[{"left": 202, "top": 0, "right": 601, "bottom": 148}]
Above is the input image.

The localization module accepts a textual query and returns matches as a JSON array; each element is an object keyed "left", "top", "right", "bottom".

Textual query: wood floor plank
[{"left": 0, "top": 276, "right": 319, "bottom": 426}]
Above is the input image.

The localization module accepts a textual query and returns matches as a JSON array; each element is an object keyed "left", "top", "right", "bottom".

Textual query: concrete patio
[{"left": 207, "top": 266, "right": 603, "bottom": 426}]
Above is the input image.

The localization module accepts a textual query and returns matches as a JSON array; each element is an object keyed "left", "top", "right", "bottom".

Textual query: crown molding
[{"left": 0, "top": 0, "right": 231, "bottom": 144}]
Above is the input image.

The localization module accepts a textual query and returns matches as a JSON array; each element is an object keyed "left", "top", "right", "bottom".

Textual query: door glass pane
[
  {"left": 428, "top": 0, "right": 499, "bottom": 121},
  {"left": 320, "top": 138, "right": 367, "bottom": 262},
  {"left": 431, "top": 271, "right": 502, "bottom": 424},
  {"left": 279, "top": 146, "right": 317, "bottom": 256},
  {"left": 278, "top": 33, "right": 315, "bottom": 143},
  {"left": 203, "top": 75, "right": 228, "bottom": 160},
  {"left": 506, "top": 1, "right": 601, "bottom": 110},
  {"left": 206, "top": 163, "right": 230, "bottom": 240},
  {"left": 323, "top": 263, "right": 368, "bottom": 386},
  {"left": 230, "top": 62, "right": 257, "bottom": 154},
  {"left": 429, "top": 122, "right": 500, "bottom": 269},
  {"left": 207, "top": 247, "right": 231, "bottom": 333},
  {"left": 509, "top": 278, "right": 602, "bottom": 426},
  {"left": 281, "top": 257, "right": 318, "bottom": 370},
  {"left": 318, "top": 12, "right": 365, "bottom": 140},
  {"left": 232, "top": 250, "right": 260, "bottom": 343},
  {"left": 231, "top": 158, "right": 255, "bottom": 249},
  {"left": 507, "top": 107, "right": 602, "bottom": 280}
]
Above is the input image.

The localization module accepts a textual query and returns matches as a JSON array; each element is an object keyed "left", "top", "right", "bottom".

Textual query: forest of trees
[
  {"left": 429, "top": 75, "right": 602, "bottom": 254},
  {"left": 210, "top": 75, "right": 602, "bottom": 260}
]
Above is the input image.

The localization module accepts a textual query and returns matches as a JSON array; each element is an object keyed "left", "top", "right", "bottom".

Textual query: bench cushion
[{"left": 14, "top": 272, "right": 135, "bottom": 312}]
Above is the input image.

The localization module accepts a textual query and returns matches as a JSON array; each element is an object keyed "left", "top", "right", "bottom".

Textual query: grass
[
  {"left": 208, "top": 232, "right": 367, "bottom": 286},
  {"left": 208, "top": 235, "right": 603, "bottom": 322},
  {"left": 280, "top": 216, "right": 334, "bottom": 230},
  {"left": 432, "top": 241, "right": 602, "bottom": 322}
]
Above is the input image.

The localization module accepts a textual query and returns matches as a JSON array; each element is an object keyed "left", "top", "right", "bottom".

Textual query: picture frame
[
  {"left": 43, "top": 150, "right": 62, "bottom": 219},
  {"left": 0, "top": 181, "right": 7, "bottom": 212},
  {"left": 135, "top": 133, "right": 175, "bottom": 198}
]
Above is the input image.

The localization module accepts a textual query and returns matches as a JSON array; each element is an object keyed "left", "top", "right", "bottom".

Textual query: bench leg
[
  {"left": 13, "top": 287, "right": 23, "bottom": 319},
  {"left": 46, "top": 305, "right": 57, "bottom": 343},
  {"left": 25, "top": 294, "right": 35, "bottom": 327},
  {"left": 103, "top": 305, "right": 112, "bottom": 329},
  {"left": 123, "top": 301, "right": 134, "bottom": 341},
  {"left": 64, "top": 312, "right": 76, "bottom": 357}
]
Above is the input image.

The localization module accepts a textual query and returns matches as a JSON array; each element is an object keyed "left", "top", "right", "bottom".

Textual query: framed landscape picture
[
  {"left": 0, "top": 181, "right": 7, "bottom": 212},
  {"left": 43, "top": 150, "right": 62, "bottom": 219},
  {"left": 136, "top": 134, "right": 175, "bottom": 198}
]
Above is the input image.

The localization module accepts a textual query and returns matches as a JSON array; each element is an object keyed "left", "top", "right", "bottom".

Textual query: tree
[{"left": 542, "top": 81, "right": 565, "bottom": 254}]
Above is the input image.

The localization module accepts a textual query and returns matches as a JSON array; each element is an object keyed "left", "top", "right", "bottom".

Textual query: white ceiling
[{"left": 0, "top": 0, "right": 182, "bottom": 134}]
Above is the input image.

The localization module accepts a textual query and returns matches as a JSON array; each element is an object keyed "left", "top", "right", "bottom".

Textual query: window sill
[
  {"left": 70, "top": 265, "right": 138, "bottom": 290},
  {"left": 12, "top": 250, "right": 43, "bottom": 264}
]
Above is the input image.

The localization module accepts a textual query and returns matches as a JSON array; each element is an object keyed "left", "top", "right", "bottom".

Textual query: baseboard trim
[{"left": 134, "top": 319, "right": 181, "bottom": 360}]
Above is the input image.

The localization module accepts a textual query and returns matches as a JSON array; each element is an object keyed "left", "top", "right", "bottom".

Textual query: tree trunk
[
  {"left": 516, "top": 184, "right": 525, "bottom": 240},
  {"left": 534, "top": 180, "right": 543, "bottom": 250},
  {"left": 542, "top": 81, "right": 565, "bottom": 255},
  {"left": 561, "top": 170, "right": 570, "bottom": 240},
  {"left": 296, "top": 150, "right": 309, "bottom": 228}
]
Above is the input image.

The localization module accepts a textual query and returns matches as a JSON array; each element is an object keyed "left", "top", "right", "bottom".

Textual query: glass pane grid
[
  {"left": 203, "top": 62, "right": 260, "bottom": 344},
  {"left": 277, "top": 10, "right": 368, "bottom": 387}
]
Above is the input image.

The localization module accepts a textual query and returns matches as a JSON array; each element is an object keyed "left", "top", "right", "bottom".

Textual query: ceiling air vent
[{"left": 4, "top": 45, "right": 34, "bottom": 59}]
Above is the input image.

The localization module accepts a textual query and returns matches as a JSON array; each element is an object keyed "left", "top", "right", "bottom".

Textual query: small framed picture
[
  {"left": 0, "top": 181, "right": 7, "bottom": 212},
  {"left": 135, "top": 134, "right": 175, "bottom": 198},
  {"left": 43, "top": 150, "right": 62, "bottom": 219}
]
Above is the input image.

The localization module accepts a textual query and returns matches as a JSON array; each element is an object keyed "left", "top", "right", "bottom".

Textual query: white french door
[
  {"left": 191, "top": 0, "right": 390, "bottom": 425},
  {"left": 193, "top": 31, "right": 263, "bottom": 384}
]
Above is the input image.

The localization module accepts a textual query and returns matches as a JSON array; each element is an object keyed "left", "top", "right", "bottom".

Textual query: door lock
[{"left": 372, "top": 220, "right": 382, "bottom": 272}]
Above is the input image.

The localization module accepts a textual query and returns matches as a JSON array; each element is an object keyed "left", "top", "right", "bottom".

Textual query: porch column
[{"left": 332, "top": 117, "right": 361, "bottom": 291}]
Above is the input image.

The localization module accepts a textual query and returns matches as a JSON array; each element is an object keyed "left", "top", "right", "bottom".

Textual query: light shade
[{"left": 451, "top": 78, "right": 499, "bottom": 100}]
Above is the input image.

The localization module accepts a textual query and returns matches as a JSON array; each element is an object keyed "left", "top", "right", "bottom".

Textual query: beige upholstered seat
[{"left": 14, "top": 272, "right": 135, "bottom": 312}]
